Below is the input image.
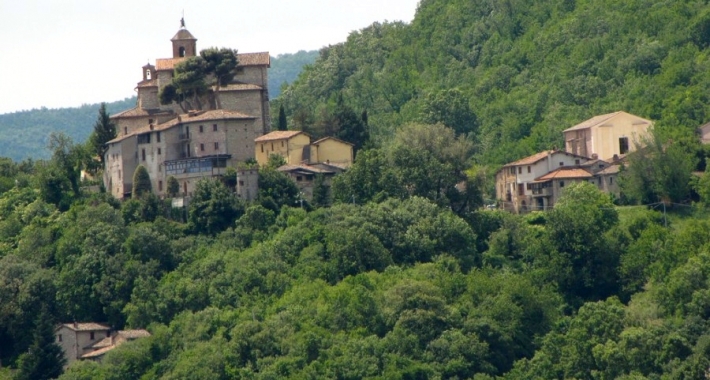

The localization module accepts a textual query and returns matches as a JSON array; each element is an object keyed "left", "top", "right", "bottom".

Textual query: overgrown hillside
[
  {"left": 268, "top": 50, "right": 319, "bottom": 98},
  {"left": 0, "top": 98, "right": 135, "bottom": 162},
  {"left": 278, "top": 0, "right": 710, "bottom": 164}
]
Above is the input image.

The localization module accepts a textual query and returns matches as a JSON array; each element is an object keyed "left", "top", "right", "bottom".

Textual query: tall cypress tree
[
  {"left": 132, "top": 165, "right": 152, "bottom": 198},
  {"left": 278, "top": 105, "right": 288, "bottom": 131}
]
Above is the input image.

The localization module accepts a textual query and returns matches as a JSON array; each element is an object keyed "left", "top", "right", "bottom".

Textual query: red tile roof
[
  {"left": 503, "top": 150, "right": 556, "bottom": 167},
  {"left": 254, "top": 130, "right": 304, "bottom": 142},
  {"left": 535, "top": 167, "right": 593, "bottom": 181},
  {"left": 155, "top": 52, "right": 269, "bottom": 71}
]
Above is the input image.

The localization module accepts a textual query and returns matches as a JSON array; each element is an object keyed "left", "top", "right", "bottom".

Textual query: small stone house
[
  {"left": 55, "top": 323, "right": 111, "bottom": 365},
  {"left": 254, "top": 131, "right": 354, "bottom": 167},
  {"left": 277, "top": 163, "right": 345, "bottom": 201}
]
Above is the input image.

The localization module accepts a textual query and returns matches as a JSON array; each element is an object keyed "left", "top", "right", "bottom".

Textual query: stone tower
[{"left": 171, "top": 18, "right": 197, "bottom": 58}]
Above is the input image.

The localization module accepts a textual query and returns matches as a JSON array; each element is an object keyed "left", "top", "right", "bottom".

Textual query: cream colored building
[
  {"left": 255, "top": 131, "right": 312, "bottom": 165},
  {"left": 310, "top": 137, "right": 354, "bottom": 167},
  {"left": 55, "top": 323, "right": 111, "bottom": 366},
  {"left": 105, "top": 20, "right": 270, "bottom": 199},
  {"left": 563, "top": 111, "right": 652, "bottom": 160}
]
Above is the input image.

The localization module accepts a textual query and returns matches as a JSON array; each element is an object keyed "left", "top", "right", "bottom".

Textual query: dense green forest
[
  {"left": 277, "top": 0, "right": 710, "bottom": 165},
  {"left": 0, "top": 52, "right": 316, "bottom": 162},
  {"left": 268, "top": 50, "right": 319, "bottom": 99},
  {"left": 4, "top": 0, "right": 710, "bottom": 378}
]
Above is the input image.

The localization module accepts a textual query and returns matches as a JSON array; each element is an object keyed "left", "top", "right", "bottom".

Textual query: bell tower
[{"left": 171, "top": 18, "right": 197, "bottom": 58}]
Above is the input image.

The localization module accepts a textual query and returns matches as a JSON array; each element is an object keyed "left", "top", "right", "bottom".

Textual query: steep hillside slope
[{"left": 279, "top": 0, "right": 710, "bottom": 164}]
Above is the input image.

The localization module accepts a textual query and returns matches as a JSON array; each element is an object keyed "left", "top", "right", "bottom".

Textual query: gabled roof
[
  {"left": 563, "top": 111, "right": 652, "bottom": 132},
  {"left": 58, "top": 323, "right": 110, "bottom": 332},
  {"left": 107, "top": 110, "right": 255, "bottom": 144},
  {"left": 503, "top": 150, "right": 556, "bottom": 167},
  {"left": 111, "top": 107, "right": 173, "bottom": 119},
  {"left": 535, "top": 167, "right": 593, "bottom": 181},
  {"left": 277, "top": 164, "right": 336, "bottom": 174},
  {"left": 311, "top": 136, "right": 354, "bottom": 146},
  {"left": 155, "top": 52, "right": 269, "bottom": 71},
  {"left": 255, "top": 130, "right": 305, "bottom": 142}
]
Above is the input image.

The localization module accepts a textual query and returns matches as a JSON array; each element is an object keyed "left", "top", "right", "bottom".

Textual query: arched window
[
  {"left": 179, "top": 47, "right": 186, "bottom": 57},
  {"left": 146, "top": 69, "right": 151, "bottom": 80}
]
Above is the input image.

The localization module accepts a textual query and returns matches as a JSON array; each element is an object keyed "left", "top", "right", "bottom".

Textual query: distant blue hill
[{"left": 0, "top": 51, "right": 318, "bottom": 161}]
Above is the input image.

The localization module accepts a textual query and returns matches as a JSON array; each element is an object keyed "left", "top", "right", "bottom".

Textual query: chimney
[
  {"left": 591, "top": 153, "right": 598, "bottom": 160},
  {"left": 73, "top": 321, "right": 78, "bottom": 329}
]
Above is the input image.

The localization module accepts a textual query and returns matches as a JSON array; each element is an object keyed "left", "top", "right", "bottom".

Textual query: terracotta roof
[
  {"left": 155, "top": 52, "right": 269, "bottom": 71},
  {"left": 563, "top": 111, "right": 652, "bottom": 132},
  {"left": 111, "top": 107, "right": 173, "bottom": 119},
  {"left": 117, "top": 329, "right": 151, "bottom": 339},
  {"left": 89, "top": 337, "right": 113, "bottom": 349},
  {"left": 171, "top": 28, "right": 196, "bottom": 41},
  {"left": 535, "top": 167, "right": 593, "bottom": 181},
  {"left": 218, "top": 83, "right": 263, "bottom": 92},
  {"left": 59, "top": 323, "right": 110, "bottom": 332},
  {"left": 311, "top": 136, "right": 354, "bottom": 146},
  {"left": 277, "top": 164, "right": 335, "bottom": 174},
  {"left": 238, "top": 52, "right": 270, "bottom": 67},
  {"left": 156, "top": 57, "right": 185, "bottom": 71},
  {"left": 503, "top": 150, "right": 556, "bottom": 167},
  {"left": 255, "top": 130, "right": 304, "bottom": 142},
  {"left": 108, "top": 110, "right": 254, "bottom": 144}
]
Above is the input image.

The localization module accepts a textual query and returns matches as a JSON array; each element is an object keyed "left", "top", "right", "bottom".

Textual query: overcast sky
[{"left": 0, "top": 0, "right": 420, "bottom": 115}]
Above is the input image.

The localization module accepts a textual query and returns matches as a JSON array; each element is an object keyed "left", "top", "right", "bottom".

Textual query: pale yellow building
[
  {"left": 254, "top": 131, "right": 311, "bottom": 165},
  {"left": 563, "top": 111, "right": 652, "bottom": 160},
  {"left": 310, "top": 137, "right": 354, "bottom": 167}
]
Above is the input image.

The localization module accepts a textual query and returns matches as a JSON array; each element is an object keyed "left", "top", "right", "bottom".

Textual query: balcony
[
  {"left": 178, "top": 132, "right": 190, "bottom": 141},
  {"left": 531, "top": 187, "right": 552, "bottom": 197}
]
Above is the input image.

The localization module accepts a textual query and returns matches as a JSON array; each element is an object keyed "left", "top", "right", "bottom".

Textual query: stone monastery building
[{"left": 104, "top": 20, "right": 270, "bottom": 198}]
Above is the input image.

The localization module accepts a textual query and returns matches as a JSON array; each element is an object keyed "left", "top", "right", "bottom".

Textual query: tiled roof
[
  {"left": 311, "top": 136, "right": 354, "bottom": 146},
  {"left": 218, "top": 83, "right": 263, "bottom": 92},
  {"left": 155, "top": 52, "right": 269, "bottom": 71},
  {"left": 117, "top": 329, "right": 151, "bottom": 339},
  {"left": 111, "top": 107, "right": 173, "bottom": 119},
  {"left": 503, "top": 150, "right": 556, "bottom": 167},
  {"left": 255, "top": 130, "right": 304, "bottom": 142},
  {"left": 107, "top": 110, "right": 254, "bottom": 144},
  {"left": 535, "top": 167, "right": 593, "bottom": 181},
  {"left": 597, "top": 164, "right": 621, "bottom": 175},
  {"left": 81, "top": 345, "right": 116, "bottom": 359},
  {"left": 563, "top": 111, "right": 652, "bottom": 132},
  {"left": 137, "top": 79, "right": 157, "bottom": 88},
  {"left": 156, "top": 58, "right": 185, "bottom": 71},
  {"left": 59, "top": 323, "right": 110, "bottom": 332},
  {"left": 238, "top": 52, "right": 270, "bottom": 67},
  {"left": 171, "top": 28, "right": 196, "bottom": 41},
  {"left": 277, "top": 164, "right": 335, "bottom": 174}
]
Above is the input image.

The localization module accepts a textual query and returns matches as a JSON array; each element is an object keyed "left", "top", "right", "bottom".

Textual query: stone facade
[
  {"left": 55, "top": 323, "right": 111, "bottom": 366},
  {"left": 106, "top": 20, "right": 270, "bottom": 199}
]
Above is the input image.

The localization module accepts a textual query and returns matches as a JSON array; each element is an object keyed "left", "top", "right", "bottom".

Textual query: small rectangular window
[
  {"left": 57, "top": 334, "right": 62, "bottom": 342},
  {"left": 90, "top": 332, "right": 95, "bottom": 340},
  {"left": 159, "top": 181, "right": 163, "bottom": 191},
  {"left": 199, "top": 125, "right": 204, "bottom": 133},
  {"left": 142, "top": 149, "right": 146, "bottom": 161},
  {"left": 261, "top": 144, "right": 264, "bottom": 153},
  {"left": 527, "top": 166, "right": 531, "bottom": 173},
  {"left": 518, "top": 167, "right": 522, "bottom": 174},
  {"left": 609, "top": 177, "right": 614, "bottom": 184},
  {"left": 559, "top": 162, "right": 564, "bottom": 166},
  {"left": 124, "top": 127, "right": 127, "bottom": 135},
  {"left": 200, "top": 143, "right": 204, "bottom": 151},
  {"left": 156, "top": 131, "right": 161, "bottom": 143},
  {"left": 158, "top": 148, "right": 161, "bottom": 155},
  {"left": 213, "top": 124, "right": 218, "bottom": 131},
  {"left": 619, "top": 137, "right": 629, "bottom": 154},
  {"left": 214, "top": 142, "right": 219, "bottom": 150},
  {"left": 560, "top": 181, "right": 565, "bottom": 187},
  {"left": 575, "top": 159, "right": 580, "bottom": 165}
]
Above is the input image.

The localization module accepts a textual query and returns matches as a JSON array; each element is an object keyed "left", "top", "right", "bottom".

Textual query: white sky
[{"left": 0, "top": 0, "right": 420, "bottom": 115}]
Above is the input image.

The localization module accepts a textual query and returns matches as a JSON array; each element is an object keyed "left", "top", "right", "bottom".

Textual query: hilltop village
[{"left": 104, "top": 20, "right": 353, "bottom": 202}]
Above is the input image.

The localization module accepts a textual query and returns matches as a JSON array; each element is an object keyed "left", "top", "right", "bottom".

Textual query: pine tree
[
  {"left": 14, "top": 310, "right": 66, "bottom": 380},
  {"left": 132, "top": 165, "right": 152, "bottom": 198},
  {"left": 278, "top": 105, "right": 288, "bottom": 131}
]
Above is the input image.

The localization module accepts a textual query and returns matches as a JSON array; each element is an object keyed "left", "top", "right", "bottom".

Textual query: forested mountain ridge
[
  {"left": 0, "top": 52, "right": 317, "bottom": 161},
  {"left": 278, "top": 0, "right": 710, "bottom": 164}
]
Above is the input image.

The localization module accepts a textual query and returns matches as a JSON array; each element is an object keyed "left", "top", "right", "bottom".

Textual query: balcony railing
[
  {"left": 531, "top": 187, "right": 552, "bottom": 197},
  {"left": 178, "top": 132, "right": 190, "bottom": 141}
]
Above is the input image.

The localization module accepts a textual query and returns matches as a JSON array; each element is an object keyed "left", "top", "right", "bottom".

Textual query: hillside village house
[
  {"left": 496, "top": 111, "right": 650, "bottom": 212},
  {"left": 54, "top": 323, "right": 150, "bottom": 365},
  {"left": 104, "top": 20, "right": 271, "bottom": 198},
  {"left": 563, "top": 111, "right": 652, "bottom": 160}
]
